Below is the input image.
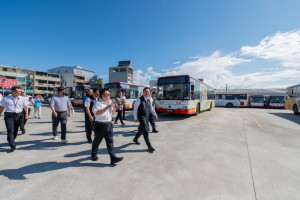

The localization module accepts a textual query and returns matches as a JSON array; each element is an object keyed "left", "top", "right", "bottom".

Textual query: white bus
[
  {"left": 248, "top": 95, "right": 265, "bottom": 108},
  {"left": 215, "top": 93, "right": 248, "bottom": 108},
  {"left": 265, "top": 95, "right": 285, "bottom": 109},
  {"left": 285, "top": 84, "right": 300, "bottom": 115},
  {"left": 104, "top": 82, "right": 145, "bottom": 109},
  {"left": 156, "top": 75, "right": 215, "bottom": 115}
]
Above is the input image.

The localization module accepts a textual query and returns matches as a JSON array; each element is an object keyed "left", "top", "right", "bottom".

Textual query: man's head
[
  {"left": 119, "top": 90, "right": 123, "bottom": 97},
  {"left": 143, "top": 87, "right": 151, "bottom": 98},
  {"left": 93, "top": 88, "right": 100, "bottom": 97},
  {"left": 122, "top": 91, "right": 126, "bottom": 96},
  {"left": 11, "top": 86, "right": 22, "bottom": 97},
  {"left": 152, "top": 91, "right": 156, "bottom": 98},
  {"left": 57, "top": 87, "right": 65, "bottom": 95},
  {"left": 87, "top": 89, "right": 93, "bottom": 96},
  {"left": 100, "top": 88, "right": 110, "bottom": 101},
  {"left": 21, "top": 89, "right": 26, "bottom": 96}
]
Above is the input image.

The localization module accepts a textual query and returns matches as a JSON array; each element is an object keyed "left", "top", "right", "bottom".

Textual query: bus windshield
[
  {"left": 157, "top": 77, "right": 190, "bottom": 100},
  {"left": 251, "top": 96, "right": 264, "bottom": 103},
  {"left": 104, "top": 83, "right": 121, "bottom": 98},
  {"left": 270, "top": 96, "right": 284, "bottom": 103},
  {"left": 75, "top": 86, "right": 88, "bottom": 99}
]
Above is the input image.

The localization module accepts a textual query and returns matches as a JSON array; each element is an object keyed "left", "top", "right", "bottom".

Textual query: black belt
[
  {"left": 56, "top": 111, "right": 67, "bottom": 113},
  {"left": 95, "top": 121, "right": 111, "bottom": 125},
  {"left": 4, "top": 112, "right": 21, "bottom": 116}
]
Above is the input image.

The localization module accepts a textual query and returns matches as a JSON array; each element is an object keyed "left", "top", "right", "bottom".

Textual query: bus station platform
[{"left": 0, "top": 107, "right": 299, "bottom": 200}]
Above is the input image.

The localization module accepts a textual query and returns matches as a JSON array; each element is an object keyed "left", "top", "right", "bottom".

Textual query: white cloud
[
  {"left": 133, "top": 30, "right": 300, "bottom": 89},
  {"left": 241, "top": 30, "right": 300, "bottom": 67},
  {"left": 173, "top": 61, "right": 181, "bottom": 65}
]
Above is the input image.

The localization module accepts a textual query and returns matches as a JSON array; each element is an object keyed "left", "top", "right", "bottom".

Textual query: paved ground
[{"left": 0, "top": 106, "right": 300, "bottom": 200}]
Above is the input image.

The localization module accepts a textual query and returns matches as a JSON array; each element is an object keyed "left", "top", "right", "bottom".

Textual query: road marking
[{"left": 247, "top": 111, "right": 263, "bottom": 130}]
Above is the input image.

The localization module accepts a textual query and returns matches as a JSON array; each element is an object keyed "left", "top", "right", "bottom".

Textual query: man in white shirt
[
  {"left": 0, "top": 93, "right": 3, "bottom": 102},
  {"left": 91, "top": 88, "right": 123, "bottom": 165},
  {"left": 133, "top": 87, "right": 159, "bottom": 153},
  {"left": 0, "top": 86, "right": 28, "bottom": 151},
  {"left": 20, "top": 89, "right": 35, "bottom": 134}
]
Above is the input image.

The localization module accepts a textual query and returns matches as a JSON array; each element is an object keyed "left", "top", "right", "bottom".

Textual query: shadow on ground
[{"left": 269, "top": 112, "right": 300, "bottom": 125}]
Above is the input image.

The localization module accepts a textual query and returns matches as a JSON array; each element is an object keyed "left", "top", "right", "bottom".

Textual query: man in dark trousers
[
  {"left": 20, "top": 89, "right": 35, "bottom": 134},
  {"left": 91, "top": 88, "right": 123, "bottom": 165},
  {"left": 149, "top": 91, "right": 158, "bottom": 133},
  {"left": 133, "top": 87, "right": 159, "bottom": 153},
  {"left": 122, "top": 91, "right": 126, "bottom": 120},
  {"left": 50, "top": 87, "right": 71, "bottom": 144},
  {"left": 0, "top": 86, "right": 28, "bottom": 151},
  {"left": 84, "top": 88, "right": 100, "bottom": 143}
]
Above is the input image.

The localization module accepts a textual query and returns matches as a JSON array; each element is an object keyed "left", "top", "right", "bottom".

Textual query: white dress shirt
[
  {"left": 23, "top": 95, "right": 32, "bottom": 108},
  {"left": 92, "top": 99, "right": 113, "bottom": 122},
  {"left": 0, "top": 95, "right": 27, "bottom": 113},
  {"left": 0, "top": 94, "right": 3, "bottom": 103},
  {"left": 133, "top": 96, "right": 157, "bottom": 121},
  {"left": 85, "top": 95, "right": 99, "bottom": 107}
]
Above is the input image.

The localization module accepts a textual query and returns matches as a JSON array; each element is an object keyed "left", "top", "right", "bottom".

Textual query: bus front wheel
[
  {"left": 226, "top": 103, "right": 233, "bottom": 108},
  {"left": 293, "top": 104, "right": 299, "bottom": 115}
]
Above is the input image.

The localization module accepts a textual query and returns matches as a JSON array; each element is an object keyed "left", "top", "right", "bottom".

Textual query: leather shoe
[
  {"left": 152, "top": 130, "right": 159, "bottom": 133},
  {"left": 111, "top": 157, "right": 123, "bottom": 165},
  {"left": 91, "top": 154, "right": 98, "bottom": 161},
  {"left": 11, "top": 147, "right": 16, "bottom": 152},
  {"left": 87, "top": 140, "right": 92, "bottom": 144},
  {"left": 22, "top": 129, "right": 26, "bottom": 134},
  {"left": 133, "top": 138, "right": 140, "bottom": 145},
  {"left": 148, "top": 146, "right": 155, "bottom": 153}
]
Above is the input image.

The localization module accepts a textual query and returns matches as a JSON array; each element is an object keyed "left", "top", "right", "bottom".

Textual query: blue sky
[{"left": 1, "top": 0, "right": 300, "bottom": 88}]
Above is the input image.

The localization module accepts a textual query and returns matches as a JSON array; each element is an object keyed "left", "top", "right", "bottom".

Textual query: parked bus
[
  {"left": 73, "top": 85, "right": 91, "bottom": 106},
  {"left": 215, "top": 93, "right": 248, "bottom": 108},
  {"left": 265, "top": 95, "right": 285, "bottom": 109},
  {"left": 285, "top": 84, "right": 300, "bottom": 115},
  {"left": 104, "top": 82, "right": 144, "bottom": 109},
  {"left": 155, "top": 75, "right": 215, "bottom": 115},
  {"left": 73, "top": 84, "right": 104, "bottom": 106},
  {"left": 248, "top": 95, "right": 265, "bottom": 108}
]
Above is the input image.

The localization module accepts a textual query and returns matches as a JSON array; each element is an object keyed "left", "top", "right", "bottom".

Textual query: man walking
[
  {"left": 20, "top": 89, "right": 35, "bottom": 134},
  {"left": 91, "top": 88, "right": 123, "bottom": 165},
  {"left": 133, "top": 87, "right": 159, "bottom": 153},
  {"left": 122, "top": 91, "right": 126, "bottom": 120},
  {"left": 0, "top": 86, "right": 28, "bottom": 151},
  {"left": 149, "top": 91, "right": 158, "bottom": 133},
  {"left": 114, "top": 91, "right": 125, "bottom": 126},
  {"left": 50, "top": 87, "right": 71, "bottom": 143},
  {"left": 34, "top": 95, "right": 43, "bottom": 119},
  {"left": 84, "top": 88, "right": 100, "bottom": 143}
]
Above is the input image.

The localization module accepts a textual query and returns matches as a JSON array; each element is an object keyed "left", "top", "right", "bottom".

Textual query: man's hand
[
  {"left": 156, "top": 116, "right": 159, "bottom": 121},
  {"left": 109, "top": 103, "right": 115, "bottom": 108},
  {"left": 53, "top": 112, "right": 58, "bottom": 117},
  {"left": 25, "top": 114, "right": 29, "bottom": 120},
  {"left": 134, "top": 120, "right": 138, "bottom": 123},
  {"left": 68, "top": 113, "right": 71, "bottom": 118},
  {"left": 89, "top": 116, "right": 93, "bottom": 122}
]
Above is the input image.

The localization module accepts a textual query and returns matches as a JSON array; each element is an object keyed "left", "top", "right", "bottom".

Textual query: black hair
[
  {"left": 152, "top": 91, "right": 157, "bottom": 95},
  {"left": 11, "top": 86, "right": 22, "bottom": 91},
  {"left": 93, "top": 88, "right": 100, "bottom": 93},
  {"left": 143, "top": 87, "right": 151, "bottom": 91},
  {"left": 100, "top": 88, "right": 110, "bottom": 97},
  {"left": 57, "top": 87, "right": 65, "bottom": 92}
]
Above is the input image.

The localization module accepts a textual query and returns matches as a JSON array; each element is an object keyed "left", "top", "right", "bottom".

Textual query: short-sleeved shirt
[
  {"left": 92, "top": 99, "right": 113, "bottom": 122},
  {"left": 0, "top": 94, "right": 3, "bottom": 103},
  {"left": 0, "top": 95, "right": 27, "bottom": 113},
  {"left": 23, "top": 95, "right": 32, "bottom": 108},
  {"left": 84, "top": 96, "right": 99, "bottom": 107},
  {"left": 34, "top": 97, "right": 43, "bottom": 108},
  {"left": 50, "top": 95, "right": 70, "bottom": 112}
]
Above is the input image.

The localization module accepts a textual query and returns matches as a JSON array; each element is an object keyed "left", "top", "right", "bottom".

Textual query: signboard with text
[{"left": 0, "top": 78, "right": 17, "bottom": 89}]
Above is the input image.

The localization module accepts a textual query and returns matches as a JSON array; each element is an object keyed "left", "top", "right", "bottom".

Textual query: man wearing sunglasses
[
  {"left": 0, "top": 86, "right": 28, "bottom": 151},
  {"left": 91, "top": 88, "right": 123, "bottom": 165}
]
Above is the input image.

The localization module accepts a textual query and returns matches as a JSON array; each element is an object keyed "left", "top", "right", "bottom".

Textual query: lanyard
[{"left": 13, "top": 97, "right": 20, "bottom": 109}]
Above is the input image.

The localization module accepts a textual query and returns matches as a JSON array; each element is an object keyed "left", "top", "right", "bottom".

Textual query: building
[
  {"left": 0, "top": 65, "right": 61, "bottom": 95},
  {"left": 48, "top": 66, "right": 95, "bottom": 87},
  {"left": 109, "top": 60, "right": 133, "bottom": 83}
]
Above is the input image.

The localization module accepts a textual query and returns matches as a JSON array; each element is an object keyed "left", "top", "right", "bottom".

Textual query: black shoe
[
  {"left": 133, "top": 138, "right": 140, "bottom": 145},
  {"left": 122, "top": 123, "right": 126, "bottom": 126},
  {"left": 11, "top": 147, "right": 16, "bottom": 152},
  {"left": 87, "top": 140, "right": 92, "bottom": 144},
  {"left": 111, "top": 157, "right": 123, "bottom": 165},
  {"left": 22, "top": 129, "right": 26, "bottom": 134},
  {"left": 148, "top": 146, "right": 155, "bottom": 153},
  {"left": 152, "top": 130, "right": 159, "bottom": 133},
  {"left": 91, "top": 154, "right": 98, "bottom": 161}
]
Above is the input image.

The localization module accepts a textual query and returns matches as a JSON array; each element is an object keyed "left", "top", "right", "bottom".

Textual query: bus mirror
[{"left": 191, "top": 85, "right": 194, "bottom": 92}]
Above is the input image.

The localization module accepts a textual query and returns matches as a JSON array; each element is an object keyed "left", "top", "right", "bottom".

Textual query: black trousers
[
  {"left": 52, "top": 111, "right": 68, "bottom": 139},
  {"left": 114, "top": 110, "right": 124, "bottom": 124},
  {"left": 4, "top": 113, "right": 23, "bottom": 148},
  {"left": 149, "top": 113, "right": 157, "bottom": 131},
  {"left": 134, "top": 118, "right": 152, "bottom": 147},
  {"left": 122, "top": 107, "right": 126, "bottom": 119},
  {"left": 20, "top": 107, "right": 31, "bottom": 131},
  {"left": 85, "top": 113, "right": 94, "bottom": 141},
  {"left": 92, "top": 123, "right": 116, "bottom": 160}
]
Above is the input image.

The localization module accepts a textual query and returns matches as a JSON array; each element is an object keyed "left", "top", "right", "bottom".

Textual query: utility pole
[{"left": 226, "top": 84, "right": 228, "bottom": 94}]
